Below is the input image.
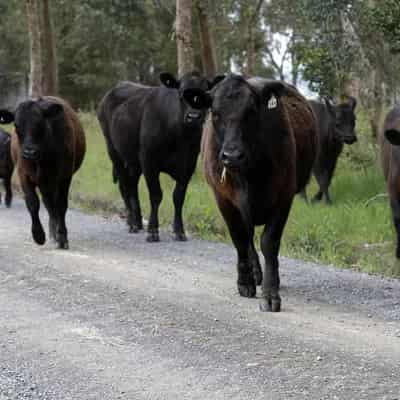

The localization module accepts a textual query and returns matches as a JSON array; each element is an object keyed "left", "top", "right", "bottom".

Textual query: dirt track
[{"left": 1, "top": 199, "right": 399, "bottom": 399}]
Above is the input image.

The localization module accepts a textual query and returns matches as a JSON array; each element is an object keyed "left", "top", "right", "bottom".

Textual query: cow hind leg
[
  {"left": 249, "top": 242, "right": 262, "bottom": 286},
  {"left": 117, "top": 165, "right": 143, "bottom": 233},
  {"left": 259, "top": 203, "right": 292, "bottom": 312},
  {"left": 172, "top": 181, "right": 189, "bottom": 241},
  {"left": 4, "top": 174, "right": 12, "bottom": 207},
  {"left": 23, "top": 181, "right": 45, "bottom": 245},
  {"left": 144, "top": 171, "right": 162, "bottom": 242},
  {"left": 217, "top": 196, "right": 256, "bottom": 298},
  {"left": 55, "top": 178, "right": 72, "bottom": 249},
  {"left": 128, "top": 167, "right": 143, "bottom": 233}
]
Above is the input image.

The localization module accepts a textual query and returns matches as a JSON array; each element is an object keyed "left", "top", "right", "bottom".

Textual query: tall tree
[
  {"left": 26, "top": 0, "right": 42, "bottom": 97},
  {"left": 176, "top": 0, "right": 194, "bottom": 76},
  {"left": 244, "top": 0, "right": 264, "bottom": 76},
  {"left": 195, "top": 0, "right": 217, "bottom": 77},
  {"left": 41, "top": 0, "right": 58, "bottom": 95}
]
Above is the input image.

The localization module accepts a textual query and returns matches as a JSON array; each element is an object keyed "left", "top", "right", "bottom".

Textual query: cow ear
[
  {"left": 159, "top": 72, "right": 180, "bottom": 89},
  {"left": 347, "top": 96, "right": 357, "bottom": 111},
  {"left": 208, "top": 74, "right": 225, "bottom": 90},
  {"left": 385, "top": 129, "right": 400, "bottom": 146},
  {"left": 0, "top": 110, "right": 15, "bottom": 124},
  {"left": 260, "top": 81, "right": 287, "bottom": 109},
  {"left": 40, "top": 102, "right": 63, "bottom": 119},
  {"left": 182, "top": 88, "right": 212, "bottom": 109}
]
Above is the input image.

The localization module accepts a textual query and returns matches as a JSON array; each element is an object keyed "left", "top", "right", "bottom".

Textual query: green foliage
[{"left": 369, "top": 0, "right": 400, "bottom": 53}]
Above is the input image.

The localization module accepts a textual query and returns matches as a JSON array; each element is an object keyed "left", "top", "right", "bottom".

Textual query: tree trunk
[
  {"left": 26, "top": 0, "right": 42, "bottom": 97},
  {"left": 244, "top": 0, "right": 264, "bottom": 76},
  {"left": 176, "top": 0, "right": 194, "bottom": 76},
  {"left": 41, "top": 0, "right": 58, "bottom": 95},
  {"left": 196, "top": 0, "right": 217, "bottom": 77}
]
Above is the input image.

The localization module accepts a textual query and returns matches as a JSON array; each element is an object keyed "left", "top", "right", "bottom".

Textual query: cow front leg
[
  {"left": 144, "top": 171, "right": 162, "bottom": 242},
  {"left": 23, "top": 180, "right": 45, "bottom": 245},
  {"left": 41, "top": 188, "right": 58, "bottom": 242},
  {"left": 172, "top": 181, "right": 189, "bottom": 241},
  {"left": 217, "top": 196, "right": 256, "bottom": 297},
  {"left": 259, "top": 203, "right": 292, "bottom": 312},
  {"left": 55, "top": 178, "right": 72, "bottom": 249}
]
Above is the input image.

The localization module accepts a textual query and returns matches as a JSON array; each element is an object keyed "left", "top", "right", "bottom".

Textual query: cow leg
[
  {"left": 55, "top": 177, "right": 72, "bottom": 249},
  {"left": 4, "top": 174, "right": 12, "bottom": 207},
  {"left": 259, "top": 202, "right": 292, "bottom": 312},
  {"left": 41, "top": 188, "right": 58, "bottom": 242},
  {"left": 118, "top": 165, "right": 143, "bottom": 233},
  {"left": 172, "top": 180, "right": 189, "bottom": 241},
  {"left": 390, "top": 195, "right": 400, "bottom": 258},
  {"left": 144, "top": 171, "right": 162, "bottom": 242},
  {"left": 249, "top": 242, "right": 262, "bottom": 286},
  {"left": 216, "top": 196, "right": 256, "bottom": 297},
  {"left": 23, "top": 181, "right": 45, "bottom": 245},
  {"left": 116, "top": 166, "right": 135, "bottom": 232},
  {"left": 314, "top": 170, "right": 333, "bottom": 204},
  {"left": 128, "top": 167, "right": 143, "bottom": 233}
]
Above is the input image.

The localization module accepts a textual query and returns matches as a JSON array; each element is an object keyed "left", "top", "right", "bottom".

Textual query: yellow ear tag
[
  {"left": 220, "top": 166, "right": 227, "bottom": 184},
  {"left": 267, "top": 95, "right": 277, "bottom": 109}
]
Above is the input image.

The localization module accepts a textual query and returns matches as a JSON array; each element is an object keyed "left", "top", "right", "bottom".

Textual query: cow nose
[
  {"left": 187, "top": 111, "right": 202, "bottom": 120},
  {"left": 23, "top": 147, "right": 39, "bottom": 160},
  {"left": 221, "top": 149, "right": 245, "bottom": 166}
]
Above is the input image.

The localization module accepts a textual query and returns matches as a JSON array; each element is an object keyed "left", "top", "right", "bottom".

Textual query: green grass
[{"left": 67, "top": 110, "right": 399, "bottom": 277}]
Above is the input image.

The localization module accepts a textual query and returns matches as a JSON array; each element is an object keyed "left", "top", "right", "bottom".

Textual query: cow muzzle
[
  {"left": 22, "top": 147, "right": 40, "bottom": 161},
  {"left": 185, "top": 111, "right": 202, "bottom": 124},
  {"left": 220, "top": 149, "right": 245, "bottom": 169}
]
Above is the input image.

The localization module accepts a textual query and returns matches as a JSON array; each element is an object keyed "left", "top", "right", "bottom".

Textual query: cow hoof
[
  {"left": 32, "top": 226, "right": 46, "bottom": 245},
  {"left": 58, "top": 241, "right": 69, "bottom": 250},
  {"left": 259, "top": 297, "right": 281, "bottom": 312},
  {"left": 146, "top": 232, "right": 160, "bottom": 242},
  {"left": 174, "top": 232, "right": 187, "bottom": 241},
  {"left": 129, "top": 225, "right": 140, "bottom": 234},
  {"left": 238, "top": 282, "right": 256, "bottom": 298}
]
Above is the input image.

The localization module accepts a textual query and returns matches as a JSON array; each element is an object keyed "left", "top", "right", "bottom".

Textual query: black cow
[
  {"left": 0, "top": 97, "right": 86, "bottom": 249},
  {"left": 97, "top": 71, "right": 222, "bottom": 242},
  {"left": 303, "top": 97, "right": 357, "bottom": 203},
  {"left": 0, "top": 128, "right": 14, "bottom": 207},
  {"left": 183, "top": 75, "right": 318, "bottom": 311}
]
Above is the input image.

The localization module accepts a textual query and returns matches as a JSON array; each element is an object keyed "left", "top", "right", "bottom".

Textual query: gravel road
[{"left": 1, "top": 199, "right": 399, "bottom": 399}]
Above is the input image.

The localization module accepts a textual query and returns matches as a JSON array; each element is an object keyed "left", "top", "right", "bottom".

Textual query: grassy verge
[{"left": 7, "top": 109, "right": 400, "bottom": 277}]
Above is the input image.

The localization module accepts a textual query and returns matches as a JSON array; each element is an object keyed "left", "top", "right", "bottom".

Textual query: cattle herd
[{"left": 0, "top": 71, "right": 399, "bottom": 312}]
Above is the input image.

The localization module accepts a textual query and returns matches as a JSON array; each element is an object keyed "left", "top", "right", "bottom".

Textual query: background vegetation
[
  {"left": 1, "top": 0, "right": 400, "bottom": 276},
  {"left": 68, "top": 109, "right": 399, "bottom": 277}
]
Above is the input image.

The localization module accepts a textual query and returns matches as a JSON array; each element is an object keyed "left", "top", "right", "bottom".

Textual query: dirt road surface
[{"left": 1, "top": 199, "right": 399, "bottom": 399}]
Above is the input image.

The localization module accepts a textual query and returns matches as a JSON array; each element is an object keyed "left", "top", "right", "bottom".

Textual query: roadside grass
[{"left": 5, "top": 108, "right": 400, "bottom": 277}]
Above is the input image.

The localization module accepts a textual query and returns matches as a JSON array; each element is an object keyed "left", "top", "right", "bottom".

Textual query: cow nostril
[
  {"left": 23, "top": 148, "right": 39, "bottom": 160},
  {"left": 222, "top": 150, "right": 245, "bottom": 164}
]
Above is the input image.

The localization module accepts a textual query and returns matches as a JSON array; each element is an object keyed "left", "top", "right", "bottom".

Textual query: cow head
[
  {"left": 0, "top": 98, "right": 63, "bottom": 161},
  {"left": 325, "top": 97, "right": 357, "bottom": 145},
  {"left": 159, "top": 71, "right": 224, "bottom": 127},
  {"left": 183, "top": 74, "right": 287, "bottom": 171}
]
